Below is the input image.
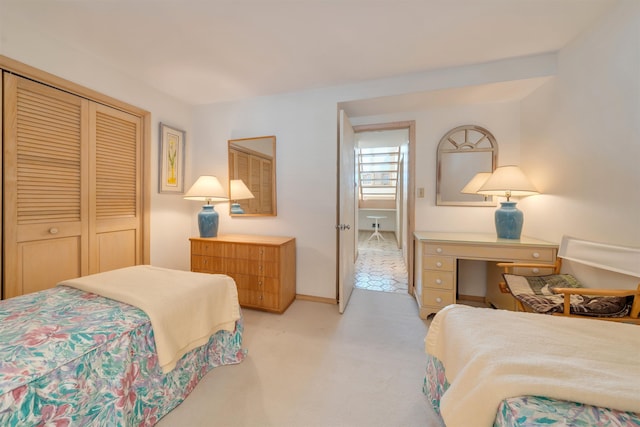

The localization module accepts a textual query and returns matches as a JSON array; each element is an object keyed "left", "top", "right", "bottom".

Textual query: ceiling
[{"left": 3, "top": 0, "right": 617, "bottom": 107}]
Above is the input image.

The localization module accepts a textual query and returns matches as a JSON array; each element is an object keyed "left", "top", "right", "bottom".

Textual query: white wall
[
  {"left": 358, "top": 210, "right": 396, "bottom": 233},
  {"left": 520, "top": 0, "right": 640, "bottom": 248}
]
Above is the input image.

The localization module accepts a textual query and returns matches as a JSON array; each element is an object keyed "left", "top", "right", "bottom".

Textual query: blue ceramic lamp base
[
  {"left": 495, "top": 201, "right": 523, "bottom": 239},
  {"left": 198, "top": 205, "right": 219, "bottom": 238},
  {"left": 230, "top": 203, "right": 244, "bottom": 214}
]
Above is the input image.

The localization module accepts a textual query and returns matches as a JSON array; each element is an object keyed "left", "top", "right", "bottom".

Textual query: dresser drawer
[
  {"left": 191, "top": 240, "right": 229, "bottom": 257},
  {"left": 232, "top": 274, "right": 279, "bottom": 293},
  {"left": 229, "top": 244, "right": 278, "bottom": 261},
  {"left": 225, "top": 259, "right": 279, "bottom": 277},
  {"left": 423, "top": 255, "right": 454, "bottom": 271},
  {"left": 425, "top": 243, "right": 555, "bottom": 262},
  {"left": 423, "top": 289, "right": 454, "bottom": 308},
  {"left": 423, "top": 271, "right": 454, "bottom": 290},
  {"left": 191, "top": 255, "right": 224, "bottom": 273},
  {"left": 239, "top": 290, "right": 278, "bottom": 310}
]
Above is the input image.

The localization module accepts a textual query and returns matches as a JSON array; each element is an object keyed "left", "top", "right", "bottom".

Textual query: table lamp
[
  {"left": 184, "top": 175, "right": 228, "bottom": 237},
  {"left": 460, "top": 172, "right": 492, "bottom": 201},
  {"left": 477, "top": 165, "right": 539, "bottom": 239},
  {"left": 229, "top": 179, "right": 255, "bottom": 214}
]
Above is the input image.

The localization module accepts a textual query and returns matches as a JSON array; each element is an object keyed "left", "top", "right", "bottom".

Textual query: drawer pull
[
  {"left": 532, "top": 252, "right": 540, "bottom": 259},
  {"left": 436, "top": 262, "right": 442, "bottom": 268},
  {"left": 49, "top": 227, "right": 59, "bottom": 235},
  {"left": 435, "top": 279, "right": 442, "bottom": 284},
  {"left": 436, "top": 247, "right": 443, "bottom": 254},
  {"left": 532, "top": 268, "right": 539, "bottom": 274},
  {"left": 436, "top": 297, "right": 442, "bottom": 303}
]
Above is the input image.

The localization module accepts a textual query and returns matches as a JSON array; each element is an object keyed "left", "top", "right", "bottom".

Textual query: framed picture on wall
[{"left": 159, "top": 122, "right": 186, "bottom": 193}]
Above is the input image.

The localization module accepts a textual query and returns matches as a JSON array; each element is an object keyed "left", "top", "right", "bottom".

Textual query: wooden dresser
[
  {"left": 190, "top": 234, "right": 296, "bottom": 313},
  {"left": 414, "top": 232, "right": 557, "bottom": 318}
]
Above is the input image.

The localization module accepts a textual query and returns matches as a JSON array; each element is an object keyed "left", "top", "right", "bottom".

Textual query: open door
[{"left": 337, "top": 110, "right": 356, "bottom": 313}]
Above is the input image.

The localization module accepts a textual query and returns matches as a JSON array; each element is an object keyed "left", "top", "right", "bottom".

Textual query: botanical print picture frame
[{"left": 159, "top": 123, "right": 186, "bottom": 193}]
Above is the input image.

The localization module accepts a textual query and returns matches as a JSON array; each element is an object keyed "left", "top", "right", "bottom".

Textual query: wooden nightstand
[{"left": 190, "top": 234, "right": 296, "bottom": 313}]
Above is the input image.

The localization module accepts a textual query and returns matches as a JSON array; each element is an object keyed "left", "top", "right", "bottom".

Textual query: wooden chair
[{"left": 497, "top": 236, "right": 640, "bottom": 324}]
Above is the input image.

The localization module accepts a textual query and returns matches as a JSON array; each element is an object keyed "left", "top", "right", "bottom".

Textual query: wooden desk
[{"left": 413, "top": 232, "right": 558, "bottom": 319}]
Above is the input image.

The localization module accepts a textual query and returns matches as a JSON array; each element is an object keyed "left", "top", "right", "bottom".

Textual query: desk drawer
[
  {"left": 512, "top": 266, "right": 556, "bottom": 275},
  {"left": 423, "top": 255, "right": 454, "bottom": 271},
  {"left": 423, "top": 289, "right": 454, "bottom": 308},
  {"left": 423, "top": 271, "right": 454, "bottom": 290},
  {"left": 425, "top": 243, "right": 555, "bottom": 262}
]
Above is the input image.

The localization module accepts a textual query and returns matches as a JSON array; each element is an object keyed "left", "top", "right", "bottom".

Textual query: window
[{"left": 358, "top": 146, "right": 399, "bottom": 201}]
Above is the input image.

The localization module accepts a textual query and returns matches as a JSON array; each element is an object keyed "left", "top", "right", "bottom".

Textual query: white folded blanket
[
  {"left": 60, "top": 265, "right": 241, "bottom": 373},
  {"left": 425, "top": 304, "right": 640, "bottom": 427}
]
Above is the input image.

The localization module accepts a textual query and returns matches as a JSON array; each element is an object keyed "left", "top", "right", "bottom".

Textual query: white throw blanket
[
  {"left": 60, "top": 265, "right": 241, "bottom": 373},
  {"left": 425, "top": 304, "right": 640, "bottom": 427}
]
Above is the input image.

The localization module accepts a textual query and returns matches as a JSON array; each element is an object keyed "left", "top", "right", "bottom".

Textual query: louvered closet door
[
  {"left": 3, "top": 74, "right": 89, "bottom": 298},
  {"left": 89, "top": 103, "right": 142, "bottom": 274}
]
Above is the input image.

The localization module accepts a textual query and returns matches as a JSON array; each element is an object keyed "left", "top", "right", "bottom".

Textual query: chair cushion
[{"left": 502, "top": 273, "right": 630, "bottom": 317}]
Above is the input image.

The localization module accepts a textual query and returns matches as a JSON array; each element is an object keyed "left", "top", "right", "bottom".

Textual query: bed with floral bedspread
[
  {"left": 424, "top": 354, "right": 640, "bottom": 427},
  {"left": 0, "top": 285, "right": 245, "bottom": 426},
  {"left": 423, "top": 304, "right": 640, "bottom": 427}
]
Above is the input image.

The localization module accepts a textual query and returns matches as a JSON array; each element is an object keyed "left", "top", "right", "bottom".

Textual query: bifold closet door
[
  {"left": 3, "top": 73, "right": 89, "bottom": 298},
  {"left": 3, "top": 74, "right": 144, "bottom": 298},
  {"left": 89, "top": 103, "right": 142, "bottom": 274}
]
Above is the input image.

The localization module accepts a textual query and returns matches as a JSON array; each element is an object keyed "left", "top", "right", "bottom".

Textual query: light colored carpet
[{"left": 158, "top": 288, "right": 445, "bottom": 427}]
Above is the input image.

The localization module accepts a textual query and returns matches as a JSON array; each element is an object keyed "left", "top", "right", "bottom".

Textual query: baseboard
[{"left": 296, "top": 294, "right": 337, "bottom": 305}]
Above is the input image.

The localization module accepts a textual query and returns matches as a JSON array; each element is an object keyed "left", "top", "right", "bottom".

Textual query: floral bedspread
[
  {"left": 0, "top": 286, "right": 246, "bottom": 426},
  {"left": 423, "top": 354, "right": 640, "bottom": 427}
]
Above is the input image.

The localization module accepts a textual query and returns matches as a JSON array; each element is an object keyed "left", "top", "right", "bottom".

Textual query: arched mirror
[
  {"left": 436, "top": 125, "right": 497, "bottom": 206},
  {"left": 228, "top": 136, "right": 277, "bottom": 216}
]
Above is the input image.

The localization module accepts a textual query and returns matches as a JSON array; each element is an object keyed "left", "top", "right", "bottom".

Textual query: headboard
[{"left": 559, "top": 236, "right": 640, "bottom": 280}]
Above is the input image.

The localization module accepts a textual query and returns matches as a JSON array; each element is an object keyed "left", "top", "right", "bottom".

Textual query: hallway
[{"left": 354, "top": 231, "right": 408, "bottom": 294}]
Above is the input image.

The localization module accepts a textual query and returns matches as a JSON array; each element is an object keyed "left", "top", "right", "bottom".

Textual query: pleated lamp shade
[{"left": 477, "top": 165, "right": 539, "bottom": 200}]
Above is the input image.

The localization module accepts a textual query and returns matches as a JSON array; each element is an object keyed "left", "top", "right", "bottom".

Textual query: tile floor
[{"left": 355, "top": 230, "right": 408, "bottom": 293}]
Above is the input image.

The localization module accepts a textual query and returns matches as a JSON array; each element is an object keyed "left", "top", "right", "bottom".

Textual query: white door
[{"left": 338, "top": 110, "right": 356, "bottom": 313}]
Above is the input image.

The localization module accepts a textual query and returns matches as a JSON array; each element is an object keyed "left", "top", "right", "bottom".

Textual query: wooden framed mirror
[
  {"left": 228, "top": 136, "right": 277, "bottom": 216},
  {"left": 436, "top": 125, "right": 498, "bottom": 206}
]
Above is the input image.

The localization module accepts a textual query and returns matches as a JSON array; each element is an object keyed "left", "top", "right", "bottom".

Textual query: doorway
[{"left": 352, "top": 122, "right": 416, "bottom": 295}]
